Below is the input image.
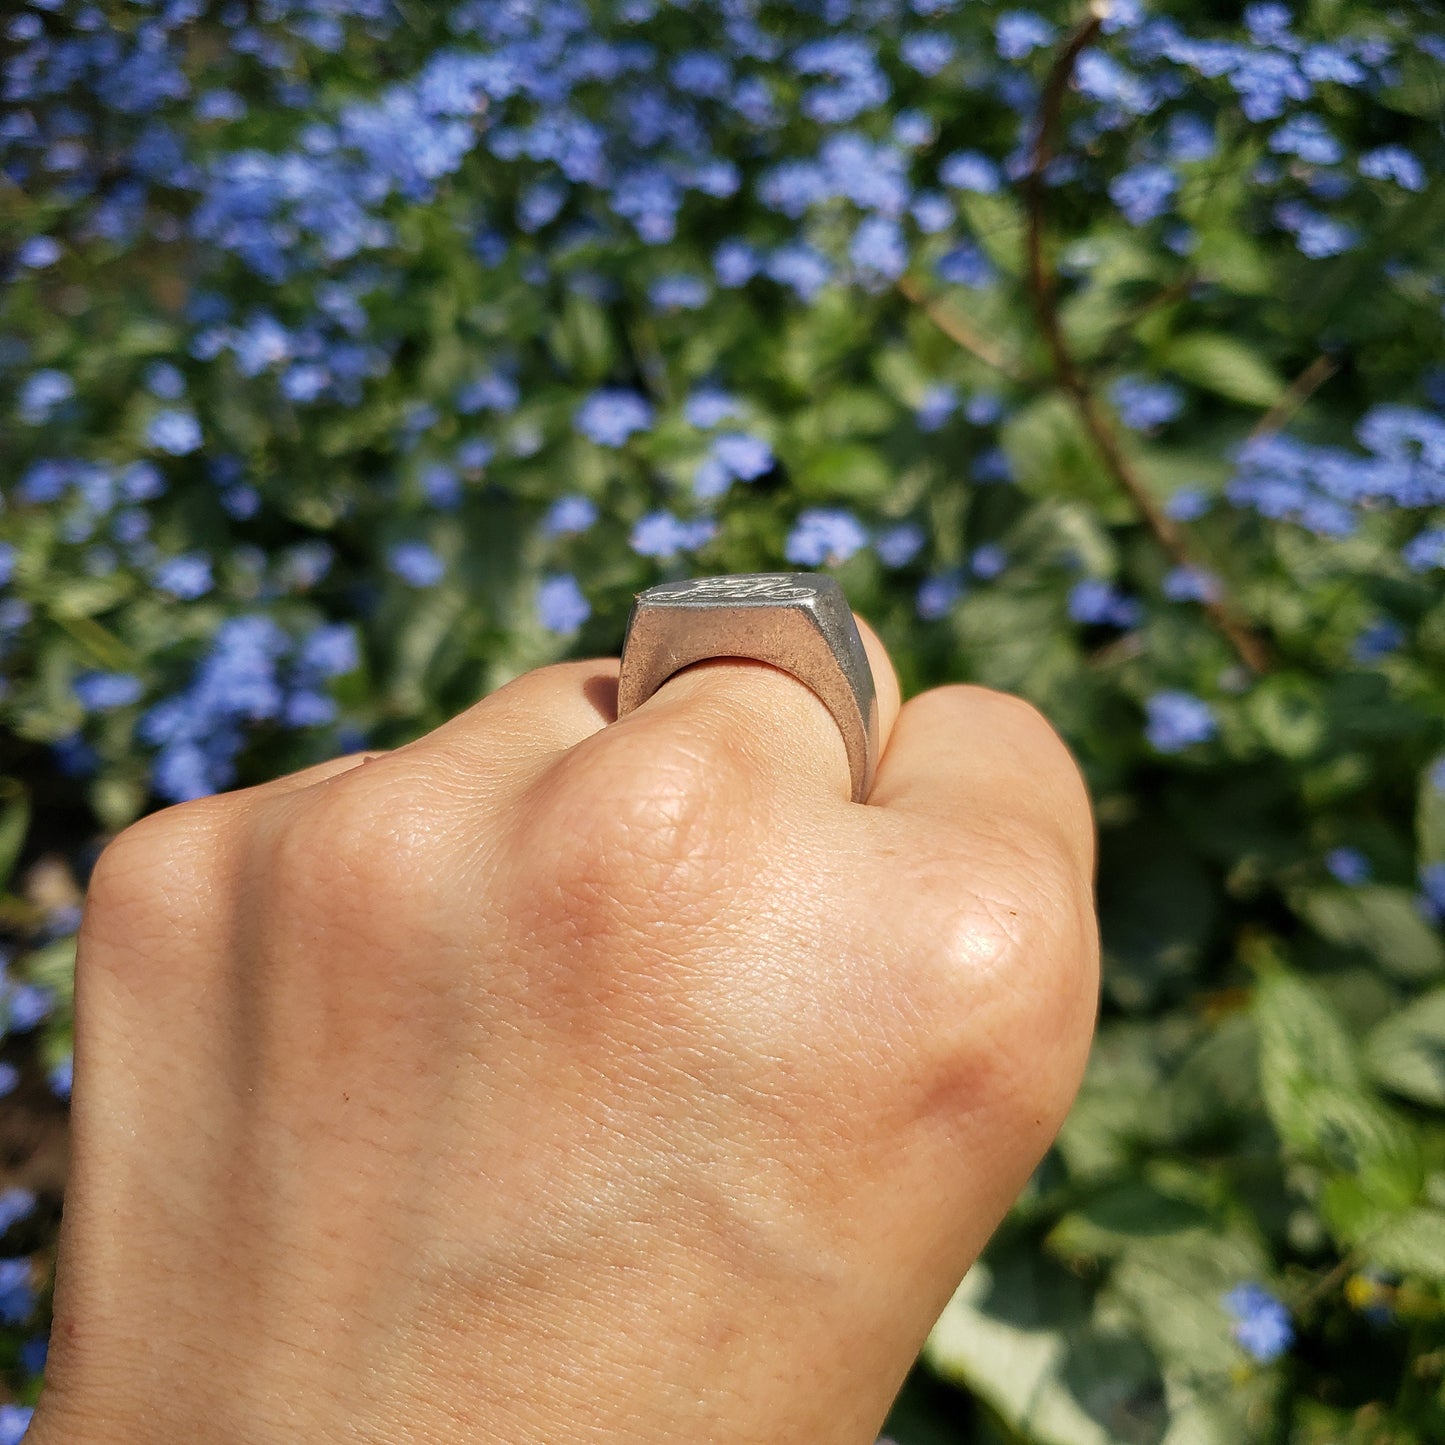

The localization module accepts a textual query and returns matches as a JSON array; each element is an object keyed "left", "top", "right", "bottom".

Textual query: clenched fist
[{"left": 29, "top": 620, "right": 1098, "bottom": 1444}]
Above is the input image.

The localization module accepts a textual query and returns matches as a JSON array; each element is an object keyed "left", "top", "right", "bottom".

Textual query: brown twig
[
  {"left": 1023, "top": 11, "right": 1269, "bottom": 675},
  {"left": 1249, "top": 353, "right": 1339, "bottom": 443},
  {"left": 896, "top": 274, "right": 1027, "bottom": 381}
]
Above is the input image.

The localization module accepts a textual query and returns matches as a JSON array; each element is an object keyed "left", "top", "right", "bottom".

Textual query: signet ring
[{"left": 615, "top": 574, "right": 879, "bottom": 803}]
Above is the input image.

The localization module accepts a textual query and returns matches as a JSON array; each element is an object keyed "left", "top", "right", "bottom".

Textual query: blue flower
[
  {"left": 537, "top": 574, "right": 591, "bottom": 634},
  {"left": 1222, "top": 1283, "right": 1294, "bottom": 1364},
  {"left": 1353, "top": 620, "right": 1405, "bottom": 662},
  {"left": 7, "top": 984, "right": 53, "bottom": 1032},
  {"left": 1165, "top": 113, "right": 1217, "bottom": 164},
  {"left": 0, "top": 1404, "right": 32, "bottom": 1445},
  {"left": 74, "top": 671, "right": 143, "bottom": 711},
  {"left": 901, "top": 33, "right": 957, "bottom": 76},
  {"left": 18, "top": 369, "right": 74, "bottom": 425},
  {"left": 850, "top": 215, "right": 907, "bottom": 286},
  {"left": 1145, "top": 691, "right": 1218, "bottom": 753},
  {"left": 910, "top": 191, "right": 953, "bottom": 234},
  {"left": 685, "top": 387, "right": 740, "bottom": 429},
  {"left": 1112, "top": 376, "right": 1185, "bottom": 430},
  {"left": 1359, "top": 146, "right": 1426, "bottom": 192},
  {"left": 542, "top": 495, "right": 598, "bottom": 536},
  {"left": 1110, "top": 164, "right": 1179, "bottom": 225},
  {"left": 785, "top": 509, "right": 869, "bottom": 566},
  {"left": 456, "top": 371, "right": 519, "bottom": 415},
  {"left": 1403, "top": 527, "right": 1445, "bottom": 573},
  {"left": 630, "top": 511, "right": 716, "bottom": 558},
  {"left": 1069, "top": 579, "right": 1142, "bottom": 628},
  {"left": 714, "top": 240, "right": 761, "bottom": 287},
  {"left": 712, "top": 433, "right": 774, "bottom": 482},
  {"left": 575, "top": 388, "right": 654, "bottom": 446},
  {"left": 995, "top": 11, "right": 1056, "bottom": 61},
  {"left": 1162, "top": 566, "right": 1222, "bottom": 604},
  {"left": 0, "top": 1189, "right": 35, "bottom": 1236},
  {"left": 939, "top": 151, "right": 1001, "bottom": 194},
  {"left": 1274, "top": 202, "right": 1358, "bottom": 258},
  {"left": 649, "top": 274, "right": 709, "bottom": 311},
  {"left": 875, "top": 522, "right": 925, "bottom": 568},
  {"left": 0, "top": 1260, "right": 33, "bottom": 1326},
  {"left": 143, "top": 360, "right": 187, "bottom": 400},
  {"left": 298, "top": 623, "right": 359, "bottom": 679},
  {"left": 1419, "top": 862, "right": 1445, "bottom": 924},
  {"left": 387, "top": 541, "right": 446, "bottom": 588},
  {"left": 0, "top": 1065, "right": 17, "bottom": 1101},
  {"left": 1325, "top": 847, "right": 1372, "bottom": 886},
  {"left": 420, "top": 463, "right": 461, "bottom": 509},
  {"left": 936, "top": 243, "right": 995, "bottom": 288},
  {"left": 970, "top": 544, "right": 1007, "bottom": 579},
  {"left": 0, "top": 544, "right": 15, "bottom": 589},
  {"left": 916, "top": 384, "right": 958, "bottom": 433},
  {"left": 916, "top": 571, "right": 966, "bottom": 620},
  {"left": 17, "top": 236, "right": 61, "bottom": 269},
  {"left": 152, "top": 553, "right": 214, "bottom": 599},
  {"left": 146, "top": 408, "right": 203, "bottom": 455},
  {"left": 1270, "top": 114, "right": 1343, "bottom": 166},
  {"left": 764, "top": 243, "right": 833, "bottom": 302}
]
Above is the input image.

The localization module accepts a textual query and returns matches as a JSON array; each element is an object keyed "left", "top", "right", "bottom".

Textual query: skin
[{"left": 27, "top": 618, "right": 1099, "bottom": 1444}]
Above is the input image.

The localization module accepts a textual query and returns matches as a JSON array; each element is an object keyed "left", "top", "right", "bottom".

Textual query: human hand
[{"left": 29, "top": 618, "right": 1097, "bottom": 1444}]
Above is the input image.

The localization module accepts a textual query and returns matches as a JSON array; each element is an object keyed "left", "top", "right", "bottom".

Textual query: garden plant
[{"left": 2, "top": 0, "right": 1445, "bottom": 1440}]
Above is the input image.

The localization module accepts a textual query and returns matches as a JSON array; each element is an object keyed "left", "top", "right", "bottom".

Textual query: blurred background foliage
[{"left": 2, "top": 0, "right": 1445, "bottom": 1440}]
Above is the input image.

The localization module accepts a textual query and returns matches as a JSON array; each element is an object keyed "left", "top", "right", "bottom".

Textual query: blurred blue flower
[
  {"left": 936, "top": 243, "right": 995, "bottom": 288},
  {"left": 685, "top": 387, "right": 740, "bottom": 429},
  {"left": 1162, "top": 566, "right": 1222, "bottom": 604},
  {"left": 1360, "top": 145, "right": 1426, "bottom": 192},
  {"left": 1110, "top": 164, "right": 1179, "bottom": 224},
  {"left": 387, "top": 541, "right": 446, "bottom": 588},
  {"left": 970, "top": 544, "right": 1007, "bottom": 579},
  {"left": 542, "top": 495, "right": 598, "bottom": 536},
  {"left": 17, "top": 236, "right": 61, "bottom": 269},
  {"left": 850, "top": 215, "right": 907, "bottom": 285},
  {"left": 1326, "top": 847, "right": 1372, "bottom": 886},
  {"left": 785, "top": 509, "right": 868, "bottom": 566},
  {"left": 1112, "top": 376, "right": 1185, "bottom": 430},
  {"left": 298, "top": 623, "right": 359, "bottom": 679},
  {"left": 19, "top": 370, "right": 74, "bottom": 425},
  {"left": 649, "top": 274, "right": 709, "bottom": 311},
  {"left": 765, "top": 243, "right": 833, "bottom": 301},
  {"left": 537, "top": 574, "right": 591, "bottom": 634},
  {"left": 875, "top": 522, "right": 925, "bottom": 568},
  {"left": 714, "top": 240, "right": 762, "bottom": 287},
  {"left": 901, "top": 33, "right": 957, "bottom": 76},
  {"left": 0, "top": 1065, "right": 17, "bottom": 1101},
  {"left": 456, "top": 371, "right": 519, "bottom": 415},
  {"left": 142, "top": 360, "right": 186, "bottom": 400},
  {"left": 1069, "top": 579, "right": 1142, "bottom": 628},
  {"left": 939, "top": 151, "right": 1001, "bottom": 194},
  {"left": 420, "top": 463, "right": 461, "bottom": 509},
  {"left": 630, "top": 511, "right": 716, "bottom": 558},
  {"left": 1419, "top": 863, "right": 1445, "bottom": 924},
  {"left": 17, "top": 1333, "right": 46, "bottom": 1377},
  {"left": 916, "top": 384, "right": 958, "bottom": 433},
  {"left": 1270, "top": 115, "right": 1344, "bottom": 166},
  {"left": 1223, "top": 1283, "right": 1294, "bottom": 1363},
  {"left": 146, "top": 408, "right": 202, "bottom": 455},
  {"left": 74, "top": 671, "right": 143, "bottom": 711},
  {"left": 1404, "top": 528, "right": 1445, "bottom": 572},
  {"left": 1353, "top": 619, "right": 1405, "bottom": 662},
  {"left": 0, "top": 1261, "right": 33, "bottom": 1325},
  {"left": 0, "top": 544, "right": 14, "bottom": 588},
  {"left": 152, "top": 553, "right": 214, "bottom": 599},
  {"left": 916, "top": 571, "right": 965, "bottom": 620},
  {"left": 1146, "top": 691, "right": 1218, "bottom": 753},
  {"left": 910, "top": 191, "right": 953, "bottom": 233},
  {"left": 8, "top": 984, "right": 53, "bottom": 1032},
  {"left": 0, "top": 1189, "right": 35, "bottom": 1235},
  {"left": 575, "top": 388, "right": 654, "bottom": 446},
  {"left": 0, "top": 1405, "right": 31, "bottom": 1445},
  {"left": 995, "top": 11, "right": 1055, "bottom": 60}
]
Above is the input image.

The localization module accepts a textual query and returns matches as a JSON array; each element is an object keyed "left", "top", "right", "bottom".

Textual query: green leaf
[
  {"left": 1359, "top": 1206, "right": 1445, "bottom": 1281},
  {"left": 1161, "top": 333, "right": 1286, "bottom": 408},
  {"left": 0, "top": 783, "right": 30, "bottom": 893},
  {"left": 1255, "top": 970, "right": 1422, "bottom": 1207},
  {"left": 1365, "top": 988, "right": 1445, "bottom": 1108},
  {"left": 790, "top": 441, "right": 892, "bottom": 503},
  {"left": 1049, "top": 1178, "right": 1215, "bottom": 1262},
  {"left": 1293, "top": 885, "right": 1445, "bottom": 982},
  {"left": 1002, "top": 394, "right": 1133, "bottom": 521},
  {"left": 1420, "top": 755, "right": 1445, "bottom": 864},
  {"left": 1247, "top": 675, "right": 1328, "bottom": 760},
  {"left": 927, "top": 1245, "right": 1168, "bottom": 1445}
]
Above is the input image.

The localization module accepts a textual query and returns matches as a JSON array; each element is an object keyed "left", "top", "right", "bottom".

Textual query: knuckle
[
  {"left": 898, "top": 824, "right": 1099, "bottom": 1129},
  {"left": 252, "top": 766, "right": 451, "bottom": 938},
  {"left": 514, "top": 724, "right": 752, "bottom": 935},
  {"left": 83, "top": 798, "right": 234, "bottom": 955}
]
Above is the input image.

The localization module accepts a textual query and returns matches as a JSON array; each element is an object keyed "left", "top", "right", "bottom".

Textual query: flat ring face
[{"left": 616, "top": 573, "right": 879, "bottom": 802}]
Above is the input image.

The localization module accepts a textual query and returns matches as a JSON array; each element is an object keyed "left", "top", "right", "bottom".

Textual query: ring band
[{"left": 616, "top": 574, "right": 879, "bottom": 802}]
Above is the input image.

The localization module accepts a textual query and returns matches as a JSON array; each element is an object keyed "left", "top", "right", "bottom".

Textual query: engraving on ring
[{"left": 647, "top": 576, "right": 816, "bottom": 603}]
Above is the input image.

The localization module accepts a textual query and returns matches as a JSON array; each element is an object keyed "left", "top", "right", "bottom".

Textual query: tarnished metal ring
[{"left": 616, "top": 573, "right": 879, "bottom": 803}]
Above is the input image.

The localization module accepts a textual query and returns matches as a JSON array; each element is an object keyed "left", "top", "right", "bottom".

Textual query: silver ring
[{"left": 616, "top": 574, "right": 879, "bottom": 802}]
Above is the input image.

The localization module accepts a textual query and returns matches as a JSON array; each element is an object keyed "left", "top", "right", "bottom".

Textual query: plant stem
[
  {"left": 1249, "top": 354, "right": 1338, "bottom": 443},
  {"left": 1023, "top": 13, "right": 1270, "bottom": 675},
  {"left": 896, "top": 274, "right": 1027, "bottom": 381}
]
